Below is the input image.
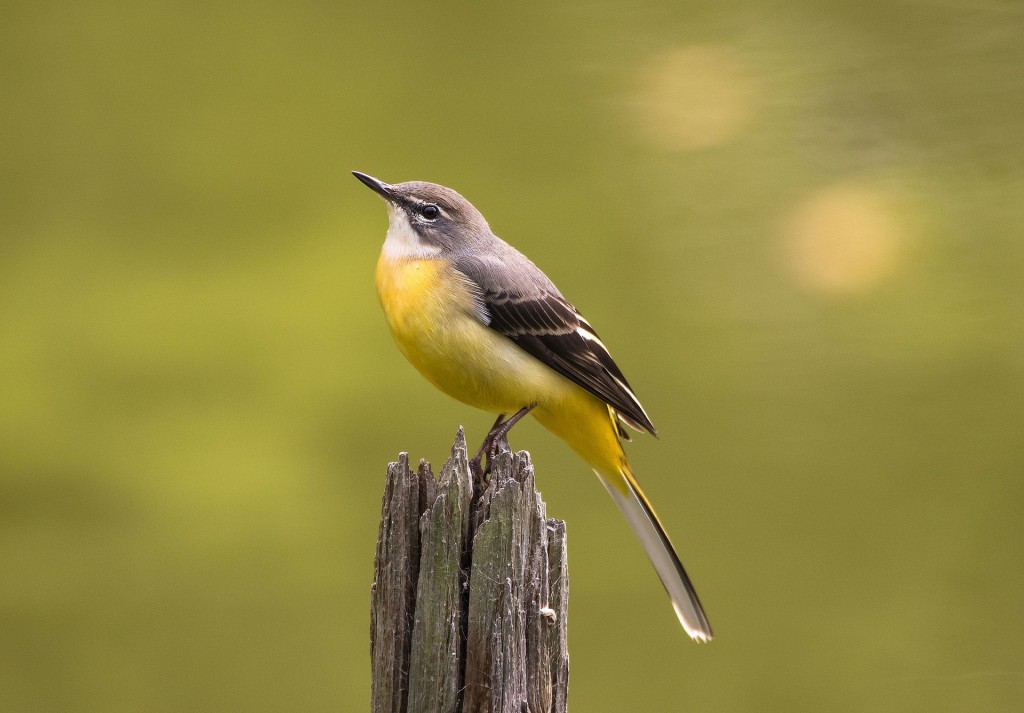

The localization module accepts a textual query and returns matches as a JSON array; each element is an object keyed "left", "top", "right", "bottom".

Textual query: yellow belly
[
  {"left": 375, "top": 254, "right": 565, "bottom": 412},
  {"left": 375, "top": 252, "right": 626, "bottom": 475}
]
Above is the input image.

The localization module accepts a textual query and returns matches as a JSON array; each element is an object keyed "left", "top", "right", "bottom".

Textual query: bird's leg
[
  {"left": 470, "top": 412, "right": 506, "bottom": 479},
  {"left": 486, "top": 404, "right": 536, "bottom": 463},
  {"left": 470, "top": 404, "right": 537, "bottom": 478}
]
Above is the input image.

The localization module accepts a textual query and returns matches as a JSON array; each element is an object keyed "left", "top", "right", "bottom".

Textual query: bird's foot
[{"left": 471, "top": 404, "right": 536, "bottom": 478}]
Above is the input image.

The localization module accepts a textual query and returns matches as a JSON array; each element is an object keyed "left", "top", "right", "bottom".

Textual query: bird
[{"left": 353, "top": 171, "right": 712, "bottom": 642}]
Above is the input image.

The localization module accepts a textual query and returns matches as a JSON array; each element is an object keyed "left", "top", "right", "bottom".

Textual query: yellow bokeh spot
[
  {"left": 784, "top": 183, "right": 902, "bottom": 294},
  {"left": 630, "top": 44, "right": 759, "bottom": 151}
]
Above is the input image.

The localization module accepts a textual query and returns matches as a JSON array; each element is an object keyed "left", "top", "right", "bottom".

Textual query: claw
[{"left": 472, "top": 404, "right": 536, "bottom": 476}]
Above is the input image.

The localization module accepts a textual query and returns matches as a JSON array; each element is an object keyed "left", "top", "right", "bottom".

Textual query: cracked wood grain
[{"left": 370, "top": 428, "right": 568, "bottom": 713}]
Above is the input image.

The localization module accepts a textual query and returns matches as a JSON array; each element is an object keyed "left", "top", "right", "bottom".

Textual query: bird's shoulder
[{"left": 451, "top": 238, "right": 656, "bottom": 436}]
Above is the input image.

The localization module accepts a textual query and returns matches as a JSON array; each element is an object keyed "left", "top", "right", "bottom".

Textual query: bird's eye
[{"left": 420, "top": 204, "right": 440, "bottom": 220}]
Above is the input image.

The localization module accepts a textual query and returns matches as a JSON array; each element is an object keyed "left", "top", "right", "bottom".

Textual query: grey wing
[{"left": 454, "top": 251, "right": 655, "bottom": 436}]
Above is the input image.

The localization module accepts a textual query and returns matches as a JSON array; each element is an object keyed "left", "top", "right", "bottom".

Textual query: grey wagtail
[{"left": 353, "top": 171, "right": 713, "bottom": 642}]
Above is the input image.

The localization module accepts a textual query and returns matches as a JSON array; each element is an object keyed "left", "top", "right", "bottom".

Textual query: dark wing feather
[{"left": 455, "top": 254, "right": 656, "bottom": 436}]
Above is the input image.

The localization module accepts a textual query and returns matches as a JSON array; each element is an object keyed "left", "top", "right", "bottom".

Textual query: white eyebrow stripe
[{"left": 409, "top": 197, "right": 449, "bottom": 220}]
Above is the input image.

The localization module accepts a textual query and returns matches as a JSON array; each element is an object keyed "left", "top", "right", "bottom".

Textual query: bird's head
[{"left": 353, "top": 172, "right": 492, "bottom": 256}]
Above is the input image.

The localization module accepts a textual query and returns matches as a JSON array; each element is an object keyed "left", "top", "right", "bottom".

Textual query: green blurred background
[{"left": 2, "top": 1, "right": 1022, "bottom": 711}]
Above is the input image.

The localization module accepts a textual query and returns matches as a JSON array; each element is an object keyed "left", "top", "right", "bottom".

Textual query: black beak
[{"left": 352, "top": 171, "right": 397, "bottom": 202}]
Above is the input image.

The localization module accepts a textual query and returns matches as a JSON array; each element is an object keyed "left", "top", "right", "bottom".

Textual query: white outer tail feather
[{"left": 598, "top": 471, "right": 713, "bottom": 642}]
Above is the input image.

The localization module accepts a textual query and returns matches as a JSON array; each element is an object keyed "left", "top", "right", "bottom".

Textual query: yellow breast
[
  {"left": 375, "top": 254, "right": 467, "bottom": 353},
  {"left": 374, "top": 253, "right": 573, "bottom": 414},
  {"left": 375, "top": 252, "right": 624, "bottom": 474}
]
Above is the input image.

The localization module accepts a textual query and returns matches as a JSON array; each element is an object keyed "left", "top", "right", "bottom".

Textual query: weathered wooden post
[{"left": 370, "top": 428, "right": 569, "bottom": 713}]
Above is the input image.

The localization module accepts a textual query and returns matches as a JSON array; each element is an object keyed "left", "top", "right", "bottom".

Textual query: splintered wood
[{"left": 370, "top": 428, "right": 569, "bottom": 713}]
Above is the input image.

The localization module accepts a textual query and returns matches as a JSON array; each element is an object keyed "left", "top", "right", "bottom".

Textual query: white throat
[{"left": 381, "top": 206, "right": 442, "bottom": 260}]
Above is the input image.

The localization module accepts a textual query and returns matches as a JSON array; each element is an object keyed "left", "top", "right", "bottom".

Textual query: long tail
[{"left": 598, "top": 466, "right": 713, "bottom": 642}]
